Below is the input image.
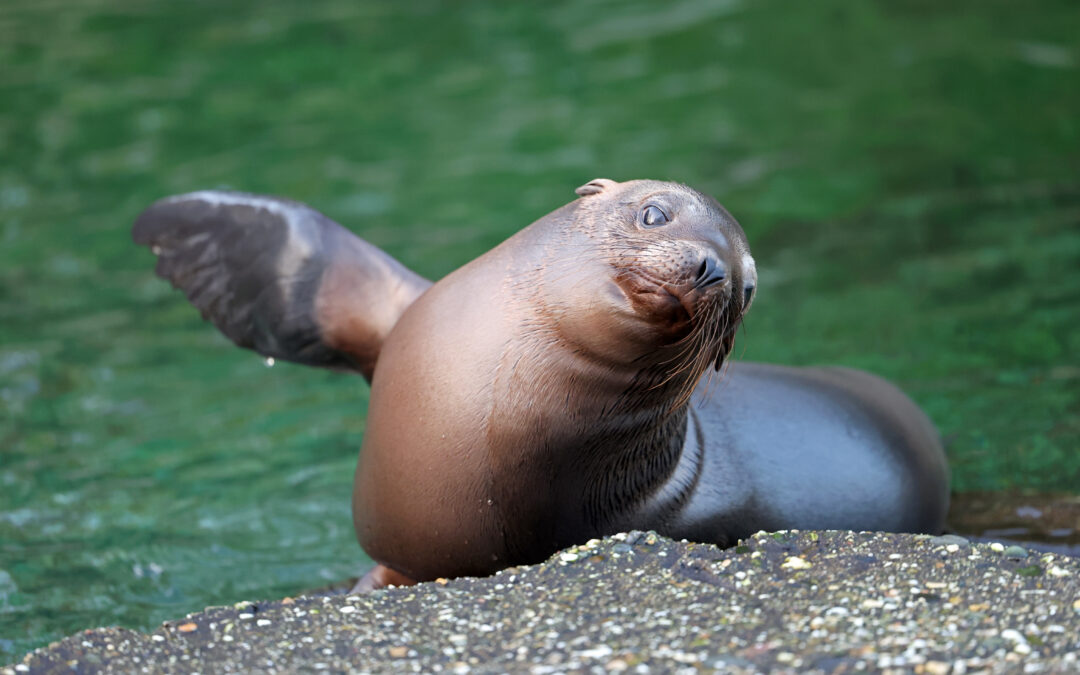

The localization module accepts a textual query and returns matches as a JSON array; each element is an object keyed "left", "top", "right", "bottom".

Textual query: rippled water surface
[{"left": 2, "top": 0, "right": 1078, "bottom": 658}]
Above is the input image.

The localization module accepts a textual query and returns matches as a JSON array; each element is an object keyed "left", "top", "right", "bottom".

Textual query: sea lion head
[{"left": 551, "top": 178, "right": 756, "bottom": 386}]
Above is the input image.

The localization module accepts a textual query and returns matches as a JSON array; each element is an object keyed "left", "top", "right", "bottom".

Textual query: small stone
[
  {"left": 924, "top": 661, "right": 950, "bottom": 675},
  {"left": 237, "top": 613, "right": 255, "bottom": 620},
  {"left": 448, "top": 634, "right": 468, "bottom": 647},
  {"left": 781, "top": 556, "right": 812, "bottom": 570},
  {"left": 1001, "top": 628, "right": 1026, "bottom": 644},
  {"left": 338, "top": 606, "right": 357, "bottom": 614},
  {"left": 989, "top": 542, "right": 1005, "bottom": 553},
  {"left": 388, "top": 646, "right": 408, "bottom": 658},
  {"left": 1047, "top": 565, "right": 1070, "bottom": 577},
  {"left": 560, "top": 552, "right": 580, "bottom": 563},
  {"left": 256, "top": 619, "right": 271, "bottom": 627},
  {"left": 151, "top": 635, "right": 165, "bottom": 642},
  {"left": 928, "top": 534, "right": 969, "bottom": 548},
  {"left": 177, "top": 623, "right": 197, "bottom": 633},
  {"left": 579, "top": 645, "right": 613, "bottom": 659},
  {"left": 1002, "top": 545, "right": 1028, "bottom": 559}
]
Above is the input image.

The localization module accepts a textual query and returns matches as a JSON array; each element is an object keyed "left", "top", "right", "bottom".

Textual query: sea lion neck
[
  {"left": 481, "top": 252, "right": 699, "bottom": 548},
  {"left": 483, "top": 304, "right": 696, "bottom": 551}
]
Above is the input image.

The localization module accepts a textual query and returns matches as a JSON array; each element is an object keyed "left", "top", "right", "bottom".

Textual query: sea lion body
[
  {"left": 353, "top": 181, "right": 948, "bottom": 582},
  {"left": 133, "top": 178, "right": 949, "bottom": 588},
  {"left": 669, "top": 363, "right": 947, "bottom": 541}
]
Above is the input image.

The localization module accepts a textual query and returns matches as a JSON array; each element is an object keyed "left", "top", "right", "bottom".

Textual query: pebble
[
  {"left": 924, "top": 661, "right": 949, "bottom": 675},
  {"left": 448, "top": 634, "right": 467, "bottom": 647},
  {"left": 928, "top": 534, "right": 970, "bottom": 547},
  {"left": 1003, "top": 545, "right": 1029, "bottom": 559},
  {"left": 781, "top": 556, "right": 812, "bottom": 570},
  {"left": 1001, "top": 629, "right": 1026, "bottom": 643}
]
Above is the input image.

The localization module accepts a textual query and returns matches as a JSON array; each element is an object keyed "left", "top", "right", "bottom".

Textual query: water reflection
[{"left": 950, "top": 493, "right": 1080, "bottom": 558}]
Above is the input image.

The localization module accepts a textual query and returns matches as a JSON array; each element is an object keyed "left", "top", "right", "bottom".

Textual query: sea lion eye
[{"left": 641, "top": 205, "right": 669, "bottom": 227}]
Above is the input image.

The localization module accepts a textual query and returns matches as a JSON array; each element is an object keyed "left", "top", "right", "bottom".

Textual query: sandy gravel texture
[{"left": 9, "top": 530, "right": 1080, "bottom": 674}]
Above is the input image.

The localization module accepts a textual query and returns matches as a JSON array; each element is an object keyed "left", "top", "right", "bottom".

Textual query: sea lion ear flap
[{"left": 575, "top": 178, "right": 618, "bottom": 197}]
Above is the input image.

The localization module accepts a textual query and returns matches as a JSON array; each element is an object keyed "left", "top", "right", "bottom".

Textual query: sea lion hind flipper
[
  {"left": 133, "top": 190, "right": 431, "bottom": 380},
  {"left": 348, "top": 564, "right": 417, "bottom": 593}
]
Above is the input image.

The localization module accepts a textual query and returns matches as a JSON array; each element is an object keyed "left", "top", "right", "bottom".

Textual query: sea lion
[{"left": 133, "top": 178, "right": 950, "bottom": 590}]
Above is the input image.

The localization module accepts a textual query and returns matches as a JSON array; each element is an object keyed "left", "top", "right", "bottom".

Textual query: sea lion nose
[{"left": 695, "top": 254, "right": 727, "bottom": 288}]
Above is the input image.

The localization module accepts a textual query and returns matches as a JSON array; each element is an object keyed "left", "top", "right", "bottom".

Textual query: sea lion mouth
[
  {"left": 612, "top": 263, "right": 743, "bottom": 385},
  {"left": 617, "top": 269, "right": 729, "bottom": 327}
]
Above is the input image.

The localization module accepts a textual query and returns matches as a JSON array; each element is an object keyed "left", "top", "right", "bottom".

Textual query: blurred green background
[{"left": 2, "top": 0, "right": 1078, "bottom": 659}]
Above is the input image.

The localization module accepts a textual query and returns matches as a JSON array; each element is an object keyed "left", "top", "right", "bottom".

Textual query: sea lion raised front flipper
[{"left": 133, "top": 191, "right": 431, "bottom": 381}]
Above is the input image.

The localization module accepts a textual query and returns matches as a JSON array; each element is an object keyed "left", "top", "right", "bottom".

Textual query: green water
[{"left": 2, "top": 0, "right": 1078, "bottom": 659}]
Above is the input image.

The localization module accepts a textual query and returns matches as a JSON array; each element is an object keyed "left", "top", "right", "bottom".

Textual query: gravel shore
[{"left": 9, "top": 530, "right": 1079, "bottom": 674}]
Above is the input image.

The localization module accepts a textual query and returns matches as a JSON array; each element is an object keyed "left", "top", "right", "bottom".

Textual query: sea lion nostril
[{"left": 696, "top": 256, "right": 726, "bottom": 287}]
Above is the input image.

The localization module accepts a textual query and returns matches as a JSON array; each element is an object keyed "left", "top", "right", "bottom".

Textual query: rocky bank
[{"left": 8, "top": 530, "right": 1080, "bottom": 674}]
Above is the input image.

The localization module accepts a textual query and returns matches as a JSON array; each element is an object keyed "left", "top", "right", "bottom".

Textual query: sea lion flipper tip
[{"left": 132, "top": 191, "right": 431, "bottom": 380}]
